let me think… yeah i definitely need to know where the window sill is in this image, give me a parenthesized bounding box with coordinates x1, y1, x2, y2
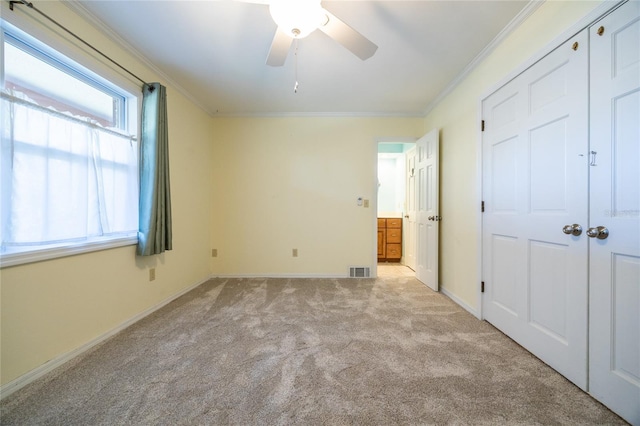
(0, 235, 138, 268)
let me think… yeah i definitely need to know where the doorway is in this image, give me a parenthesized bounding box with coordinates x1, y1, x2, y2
(377, 142, 415, 275)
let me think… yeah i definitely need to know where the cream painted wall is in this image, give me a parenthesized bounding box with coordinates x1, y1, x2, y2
(0, 2, 213, 386)
(424, 0, 606, 312)
(0, 0, 612, 393)
(210, 117, 423, 276)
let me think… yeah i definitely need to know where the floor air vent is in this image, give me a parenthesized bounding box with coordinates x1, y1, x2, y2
(349, 267, 371, 278)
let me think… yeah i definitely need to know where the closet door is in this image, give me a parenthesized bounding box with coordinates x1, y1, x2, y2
(588, 2, 640, 423)
(482, 31, 589, 389)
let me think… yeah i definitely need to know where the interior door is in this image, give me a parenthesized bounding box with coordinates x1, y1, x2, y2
(482, 31, 589, 389)
(415, 129, 439, 291)
(405, 146, 417, 271)
(588, 2, 640, 423)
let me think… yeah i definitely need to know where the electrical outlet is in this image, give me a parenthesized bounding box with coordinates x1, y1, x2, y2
(211, 249, 218, 257)
(149, 268, 156, 281)
(292, 248, 298, 257)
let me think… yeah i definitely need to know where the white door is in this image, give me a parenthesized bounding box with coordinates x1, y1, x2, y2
(405, 146, 417, 271)
(482, 31, 589, 389)
(588, 2, 640, 423)
(415, 129, 439, 291)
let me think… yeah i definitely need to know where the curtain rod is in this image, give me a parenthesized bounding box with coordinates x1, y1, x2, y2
(9, 0, 151, 90)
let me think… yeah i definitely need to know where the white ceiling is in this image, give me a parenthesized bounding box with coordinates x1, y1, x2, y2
(72, 0, 531, 116)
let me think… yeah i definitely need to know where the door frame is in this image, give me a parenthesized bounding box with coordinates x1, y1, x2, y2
(477, 0, 625, 320)
(372, 137, 417, 278)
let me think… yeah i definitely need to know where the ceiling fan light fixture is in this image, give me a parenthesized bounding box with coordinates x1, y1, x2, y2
(269, 0, 325, 38)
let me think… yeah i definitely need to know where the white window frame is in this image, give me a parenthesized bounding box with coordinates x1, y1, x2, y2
(0, 20, 142, 268)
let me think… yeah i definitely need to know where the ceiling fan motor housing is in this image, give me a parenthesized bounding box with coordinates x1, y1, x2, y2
(269, 0, 326, 38)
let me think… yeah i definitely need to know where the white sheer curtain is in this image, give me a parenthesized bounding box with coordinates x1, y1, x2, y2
(1, 96, 138, 249)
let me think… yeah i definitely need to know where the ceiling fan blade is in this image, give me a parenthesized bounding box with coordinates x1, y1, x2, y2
(266, 28, 293, 67)
(318, 9, 378, 61)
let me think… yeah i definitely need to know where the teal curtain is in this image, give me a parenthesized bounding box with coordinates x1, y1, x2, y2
(137, 83, 172, 256)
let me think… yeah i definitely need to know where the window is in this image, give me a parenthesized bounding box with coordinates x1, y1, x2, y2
(0, 24, 139, 267)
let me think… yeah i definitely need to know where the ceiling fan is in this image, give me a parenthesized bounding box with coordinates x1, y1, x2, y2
(240, 0, 378, 66)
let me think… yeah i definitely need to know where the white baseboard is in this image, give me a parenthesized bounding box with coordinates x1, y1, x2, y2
(0, 275, 210, 400)
(211, 273, 346, 279)
(441, 286, 480, 319)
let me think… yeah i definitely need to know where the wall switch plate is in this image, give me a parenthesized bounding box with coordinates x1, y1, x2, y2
(363, 199, 369, 208)
(149, 268, 156, 281)
(211, 249, 218, 257)
(292, 248, 298, 257)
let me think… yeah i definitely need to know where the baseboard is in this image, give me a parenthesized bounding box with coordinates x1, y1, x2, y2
(441, 286, 480, 319)
(211, 273, 346, 279)
(0, 275, 210, 400)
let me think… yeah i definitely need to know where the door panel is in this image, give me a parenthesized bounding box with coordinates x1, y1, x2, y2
(588, 2, 640, 423)
(613, 90, 639, 211)
(528, 240, 569, 343)
(491, 137, 518, 212)
(611, 254, 640, 383)
(530, 118, 569, 212)
(482, 30, 589, 389)
(491, 235, 518, 316)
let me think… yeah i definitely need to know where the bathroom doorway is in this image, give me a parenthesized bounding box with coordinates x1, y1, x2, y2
(377, 141, 416, 274)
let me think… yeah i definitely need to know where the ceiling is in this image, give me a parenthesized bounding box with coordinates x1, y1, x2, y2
(72, 0, 531, 116)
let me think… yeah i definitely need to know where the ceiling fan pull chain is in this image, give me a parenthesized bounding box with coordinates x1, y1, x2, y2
(294, 39, 299, 93)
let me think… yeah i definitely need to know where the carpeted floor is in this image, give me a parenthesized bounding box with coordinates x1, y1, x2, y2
(1, 271, 627, 425)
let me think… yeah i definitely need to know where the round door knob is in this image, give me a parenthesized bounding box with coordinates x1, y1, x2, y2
(587, 226, 609, 240)
(563, 224, 582, 236)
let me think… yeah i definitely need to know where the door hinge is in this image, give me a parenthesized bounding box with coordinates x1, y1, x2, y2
(481, 201, 485, 212)
(481, 281, 485, 293)
(481, 120, 485, 131)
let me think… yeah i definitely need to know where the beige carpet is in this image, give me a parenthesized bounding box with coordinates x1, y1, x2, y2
(1, 272, 626, 425)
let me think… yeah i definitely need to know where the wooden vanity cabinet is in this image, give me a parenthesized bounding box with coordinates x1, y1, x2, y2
(377, 218, 402, 262)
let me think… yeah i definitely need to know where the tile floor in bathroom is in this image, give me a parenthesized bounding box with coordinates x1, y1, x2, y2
(377, 263, 415, 278)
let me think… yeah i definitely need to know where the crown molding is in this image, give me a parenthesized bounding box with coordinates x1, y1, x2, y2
(212, 110, 425, 118)
(62, 0, 546, 120)
(62, 0, 213, 116)
(422, 0, 545, 116)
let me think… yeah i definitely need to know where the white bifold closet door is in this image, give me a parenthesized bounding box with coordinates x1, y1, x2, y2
(588, 1, 640, 423)
(482, 30, 589, 390)
(482, 2, 639, 423)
